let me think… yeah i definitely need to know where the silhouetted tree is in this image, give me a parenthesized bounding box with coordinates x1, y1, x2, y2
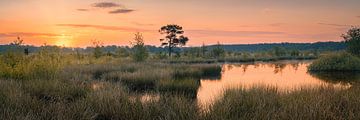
(9, 37, 28, 55)
(159, 24, 189, 57)
(342, 27, 360, 56)
(131, 32, 148, 62)
(10, 37, 24, 46)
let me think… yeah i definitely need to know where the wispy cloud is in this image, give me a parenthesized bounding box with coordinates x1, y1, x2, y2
(188, 29, 285, 37)
(318, 22, 349, 27)
(109, 8, 135, 14)
(92, 2, 121, 8)
(87, 2, 136, 14)
(269, 23, 286, 27)
(131, 22, 155, 26)
(357, 16, 360, 18)
(56, 24, 152, 32)
(77, 9, 89, 11)
(0, 32, 62, 38)
(285, 33, 337, 40)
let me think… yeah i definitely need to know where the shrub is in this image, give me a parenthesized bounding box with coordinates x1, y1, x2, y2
(308, 52, 360, 71)
(342, 27, 360, 56)
(131, 32, 149, 62)
(211, 42, 225, 58)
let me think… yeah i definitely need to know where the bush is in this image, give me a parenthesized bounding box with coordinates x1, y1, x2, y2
(131, 32, 149, 62)
(308, 53, 360, 71)
(342, 27, 360, 56)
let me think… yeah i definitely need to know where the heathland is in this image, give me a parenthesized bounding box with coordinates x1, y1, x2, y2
(0, 27, 359, 120)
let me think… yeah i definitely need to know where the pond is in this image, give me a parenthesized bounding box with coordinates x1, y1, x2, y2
(197, 60, 355, 107)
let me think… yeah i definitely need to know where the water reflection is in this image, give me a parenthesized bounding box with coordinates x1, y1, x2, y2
(197, 60, 353, 107)
(309, 71, 360, 84)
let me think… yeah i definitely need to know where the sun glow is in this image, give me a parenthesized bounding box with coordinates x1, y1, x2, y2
(55, 34, 72, 47)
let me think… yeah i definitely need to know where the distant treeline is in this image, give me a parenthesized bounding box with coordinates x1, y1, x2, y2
(0, 41, 346, 54)
(205, 41, 346, 52)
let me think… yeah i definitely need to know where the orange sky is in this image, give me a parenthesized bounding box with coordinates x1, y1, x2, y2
(0, 0, 359, 47)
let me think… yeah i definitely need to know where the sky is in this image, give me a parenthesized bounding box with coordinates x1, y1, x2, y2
(0, 0, 359, 47)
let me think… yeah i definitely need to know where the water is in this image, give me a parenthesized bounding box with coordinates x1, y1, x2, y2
(197, 60, 354, 107)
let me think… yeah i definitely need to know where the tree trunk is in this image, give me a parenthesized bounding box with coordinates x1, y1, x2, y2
(168, 46, 172, 57)
(168, 40, 172, 57)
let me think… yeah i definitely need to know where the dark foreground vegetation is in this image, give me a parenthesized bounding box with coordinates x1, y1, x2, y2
(0, 46, 359, 119)
(0, 26, 359, 120)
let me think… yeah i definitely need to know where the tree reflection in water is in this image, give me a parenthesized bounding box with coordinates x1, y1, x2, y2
(198, 60, 355, 107)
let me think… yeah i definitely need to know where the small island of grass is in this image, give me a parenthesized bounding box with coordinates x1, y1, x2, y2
(308, 52, 360, 71)
(309, 27, 360, 71)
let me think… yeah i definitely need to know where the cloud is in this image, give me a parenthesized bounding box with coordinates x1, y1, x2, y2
(357, 16, 360, 18)
(188, 29, 285, 37)
(0, 32, 62, 38)
(92, 2, 121, 8)
(109, 8, 135, 14)
(56, 24, 152, 32)
(262, 8, 276, 15)
(318, 23, 349, 27)
(285, 33, 337, 40)
(131, 22, 155, 26)
(269, 23, 286, 27)
(77, 9, 89, 11)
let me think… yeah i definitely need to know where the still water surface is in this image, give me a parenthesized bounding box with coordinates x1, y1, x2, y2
(197, 60, 353, 107)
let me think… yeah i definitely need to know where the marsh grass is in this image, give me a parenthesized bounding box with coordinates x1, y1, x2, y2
(1, 51, 360, 120)
(194, 64, 222, 78)
(158, 79, 200, 98)
(1, 76, 360, 119)
(22, 79, 90, 103)
(172, 66, 203, 79)
(0, 50, 64, 80)
(204, 86, 360, 120)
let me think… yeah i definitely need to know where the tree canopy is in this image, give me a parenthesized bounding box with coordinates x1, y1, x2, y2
(159, 24, 189, 56)
(342, 27, 360, 56)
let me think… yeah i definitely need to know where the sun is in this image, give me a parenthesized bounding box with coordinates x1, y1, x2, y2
(55, 34, 72, 47)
